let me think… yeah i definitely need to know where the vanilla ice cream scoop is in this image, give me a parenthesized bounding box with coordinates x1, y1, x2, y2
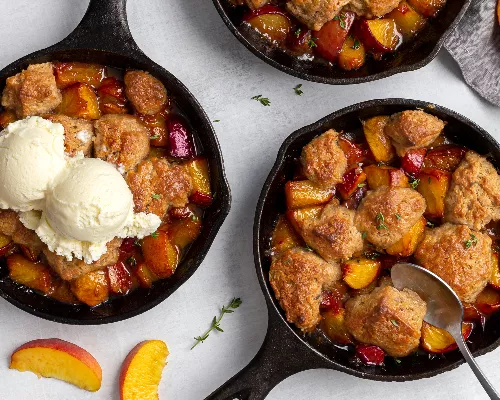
(0, 117, 67, 211)
(45, 158, 134, 242)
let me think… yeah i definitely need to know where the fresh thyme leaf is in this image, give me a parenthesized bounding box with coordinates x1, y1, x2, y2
(391, 319, 399, 327)
(150, 135, 160, 140)
(464, 233, 478, 249)
(304, 245, 313, 252)
(357, 183, 366, 188)
(294, 84, 303, 96)
(361, 231, 367, 240)
(426, 221, 434, 228)
(251, 95, 271, 107)
(377, 161, 384, 167)
(191, 214, 198, 221)
(395, 358, 402, 364)
(151, 231, 159, 239)
(213, 119, 220, 123)
(428, 177, 431, 184)
(376, 212, 388, 230)
(295, 28, 302, 37)
(127, 256, 137, 267)
(308, 37, 318, 48)
(364, 252, 380, 260)
(395, 213, 401, 220)
(409, 178, 420, 189)
(151, 194, 162, 200)
(191, 297, 243, 350)
(134, 239, 142, 247)
(334, 13, 347, 29)
(351, 39, 361, 50)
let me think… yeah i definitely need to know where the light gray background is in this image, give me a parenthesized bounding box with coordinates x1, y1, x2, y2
(0, 1, 499, 399)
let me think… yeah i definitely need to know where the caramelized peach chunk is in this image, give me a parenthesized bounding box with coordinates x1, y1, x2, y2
(57, 83, 101, 120)
(7, 254, 52, 294)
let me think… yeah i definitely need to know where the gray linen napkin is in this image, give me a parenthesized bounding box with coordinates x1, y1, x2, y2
(445, 0, 500, 107)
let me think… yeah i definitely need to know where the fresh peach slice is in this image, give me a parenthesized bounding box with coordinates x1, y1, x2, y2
(10, 339, 102, 392)
(120, 340, 169, 400)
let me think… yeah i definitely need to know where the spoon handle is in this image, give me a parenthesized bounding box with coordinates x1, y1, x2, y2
(455, 334, 500, 400)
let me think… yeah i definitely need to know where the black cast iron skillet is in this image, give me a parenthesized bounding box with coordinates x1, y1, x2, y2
(212, 0, 472, 84)
(206, 99, 500, 400)
(0, 0, 231, 324)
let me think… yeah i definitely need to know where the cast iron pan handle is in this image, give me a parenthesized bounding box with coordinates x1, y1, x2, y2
(205, 308, 332, 400)
(53, 0, 144, 55)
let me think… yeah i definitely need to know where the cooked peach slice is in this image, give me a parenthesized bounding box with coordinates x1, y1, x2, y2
(0, 233, 14, 256)
(54, 62, 105, 89)
(338, 36, 366, 71)
(362, 116, 394, 163)
(10, 339, 102, 392)
(70, 270, 109, 307)
(120, 340, 169, 400)
(475, 287, 500, 315)
(49, 281, 79, 304)
(386, 216, 426, 257)
(98, 77, 128, 115)
(135, 262, 159, 289)
(244, 5, 291, 43)
(401, 148, 427, 177)
(57, 83, 101, 119)
(364, 164, 409, 188)
(168, 216, 202, 249)
(387, 1, 427, 39)
(320, 307, 353, 344)
(338, 136, 373, 166)
(271, 215, 303, 256)
(407, 0, 446, 17)
(337, 167, 367, 200)
(7, 254, 52, 294)
(423, 145, 466, 172)
(286, 205, 324, 233)
(107, 261, 133, 295)
(142, 231, 179, 278)
(185, 157, 213, 208)
(0, 109, 16, 128)
(490, 251, 500, 290)
(315, 12, 356, 62)
(342, 258, 381, 289)
(417, 168, 451, 218)
(463, 303, 486, 328)
(343, 185, 368, 210)
(357, 19, 402, 53)
(356, 344, 385, 365)
(421, 321, 473, 353)
(285, 180, 334, 209)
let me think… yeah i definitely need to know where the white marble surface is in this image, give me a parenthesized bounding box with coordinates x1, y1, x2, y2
(0, 1, 499, 399)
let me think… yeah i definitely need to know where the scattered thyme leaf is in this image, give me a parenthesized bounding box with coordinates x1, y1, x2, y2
(295, 28, 302, 37)
(191, 214, 198, 222)
(357, 183, 366, 188)
(351, 38, 361, 50)
(361, 231, 367, 240)
(395, 358, 402, 364)
(294, 84, 303, 96)
(151, 231, 159, 239)
(395, 213, 402, 220)
(377, 161, 384, 167)
(428, 177, 431, 184)
(251, 95, 271, 107)
(364, 252, 380, 260)
(391, 319, 399, 327)
(151, 194, 162, 200)
(134, 239, 142, 247)
(410, 178, 420, 189)
(464, 233, 478, 249)
(191, 297, 243, 350)
(213, 119, 220, 123)
(127, 256, 137, 267)
(426, 221, 434, 228)
(308, 37, 318, 48)
(376, 212, 388, 230)
(150, 135, 160, 140)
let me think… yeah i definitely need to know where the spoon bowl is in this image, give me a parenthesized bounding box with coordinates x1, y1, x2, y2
(392, 263, 500, 399)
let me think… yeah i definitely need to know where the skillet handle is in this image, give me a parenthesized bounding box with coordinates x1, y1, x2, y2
(55, 0, 143, 54)
(204, 310, 332, 400)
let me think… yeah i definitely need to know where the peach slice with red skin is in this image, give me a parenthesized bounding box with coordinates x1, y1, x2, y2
(357, 18, 402, 53)
(314, 11, 356, 62)
(120, 340, 169, 400)
(10, 339, 102, 392)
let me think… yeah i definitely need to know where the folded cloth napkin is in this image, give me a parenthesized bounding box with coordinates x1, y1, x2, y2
(445, 0, 500, 107)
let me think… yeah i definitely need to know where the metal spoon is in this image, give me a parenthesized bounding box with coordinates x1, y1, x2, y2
(391, 262, 500, 400)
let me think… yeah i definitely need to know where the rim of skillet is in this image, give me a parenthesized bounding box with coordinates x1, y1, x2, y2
(0, 27, 231, 326)
(212, 0, 473, 85)
(254, 98, 500, 381)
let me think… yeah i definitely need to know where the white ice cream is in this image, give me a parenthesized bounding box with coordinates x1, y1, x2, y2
(1, 117, 161, 264)
(0, 117, 67, 211)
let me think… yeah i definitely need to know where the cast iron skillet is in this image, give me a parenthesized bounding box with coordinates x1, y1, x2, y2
(212, 0, 472, 84)
(206, 99, 500, 400)
(0, 0, 231, 324)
